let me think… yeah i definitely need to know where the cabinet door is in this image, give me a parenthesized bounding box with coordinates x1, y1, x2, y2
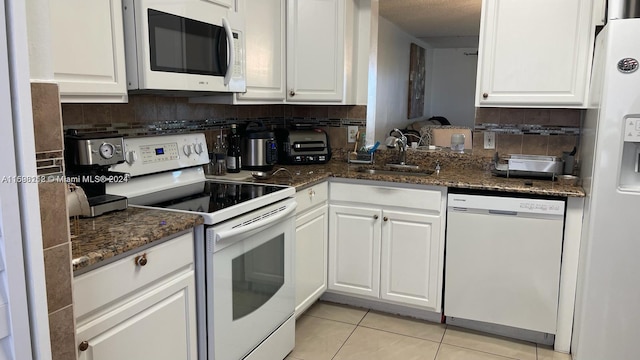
(380, 210, 442, 310)
(76, 271, 197, 360)
(328, 205, 381, 297)
(286, 0, 345, 102)
(295, 204, 328, 316)
(236, 0, 286, 102)
(204, 0, 235, 9)
(476, 0, 593, 107)
(49, 0, 127, 103)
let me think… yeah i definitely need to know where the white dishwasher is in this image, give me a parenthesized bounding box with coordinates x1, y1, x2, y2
(444, 193, 565, 336)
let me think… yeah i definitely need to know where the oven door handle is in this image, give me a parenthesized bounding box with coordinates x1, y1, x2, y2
(214, 201, 297, 243)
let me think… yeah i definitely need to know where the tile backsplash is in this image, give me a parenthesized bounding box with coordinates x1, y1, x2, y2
(31, 82, 76, 360)
(473, 107, 582, 159)
(62, 95, 367, 150)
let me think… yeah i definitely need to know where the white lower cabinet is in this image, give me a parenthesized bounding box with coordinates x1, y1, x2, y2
(74, 232, 197, 360)
(380, 210, 441, 309)
(295, 182, 329, 316)
(328, 205, 381, 297)
(328, 182, 446, 312)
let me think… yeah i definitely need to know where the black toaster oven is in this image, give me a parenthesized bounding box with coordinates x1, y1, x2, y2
(275, 128, 331, 164)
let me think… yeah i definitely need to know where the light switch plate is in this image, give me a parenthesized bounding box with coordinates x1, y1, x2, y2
(484, 131, 496, 149)
(348, 126, 358, 143)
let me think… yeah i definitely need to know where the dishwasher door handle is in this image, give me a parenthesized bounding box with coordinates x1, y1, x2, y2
(488, 210, 518, 216)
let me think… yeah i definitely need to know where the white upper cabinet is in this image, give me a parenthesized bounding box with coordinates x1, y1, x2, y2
(236, 0, 287, 102)
(50, 0, 128, 103)
(475, 0, 594, 107)
(196, 0, 369, 105)
(286, 0, 346, 102)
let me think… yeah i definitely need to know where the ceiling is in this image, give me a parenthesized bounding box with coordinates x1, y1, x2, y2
(379, 0, 482, 38)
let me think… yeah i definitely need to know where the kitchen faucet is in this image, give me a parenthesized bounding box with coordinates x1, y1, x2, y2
(385, 128, 408, 165)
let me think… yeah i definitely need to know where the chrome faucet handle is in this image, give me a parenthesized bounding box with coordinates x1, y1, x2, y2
(391, 128, 407, 150)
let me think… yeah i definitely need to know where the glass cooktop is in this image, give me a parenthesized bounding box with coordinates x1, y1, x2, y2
(144, 180, 288, 213)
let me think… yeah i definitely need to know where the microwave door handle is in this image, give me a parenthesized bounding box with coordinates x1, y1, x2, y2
(214, 201, 297, 243)
(222, 17, 234, 86)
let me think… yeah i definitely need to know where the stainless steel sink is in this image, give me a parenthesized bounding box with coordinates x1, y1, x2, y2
(386, 163, 420, 170)
(356, 168, 434, 177)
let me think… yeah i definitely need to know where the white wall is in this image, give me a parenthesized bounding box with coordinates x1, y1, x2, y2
(371, 17, 431, 143)
(428, 48, 478, 128)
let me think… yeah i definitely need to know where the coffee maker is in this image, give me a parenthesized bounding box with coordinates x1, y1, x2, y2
(64, 130, 129, 217)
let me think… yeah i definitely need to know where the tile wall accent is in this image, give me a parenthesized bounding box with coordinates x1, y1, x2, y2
(31, 83, 77, 360)
(61, 95, 367, 150)
(473, 107, 582, 159)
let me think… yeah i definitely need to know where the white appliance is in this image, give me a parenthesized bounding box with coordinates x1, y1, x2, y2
(122, 0, 246, 93)
(106, 133, 296, 360)
(571, 14, 640, 360)
(445, 193, 565, 343)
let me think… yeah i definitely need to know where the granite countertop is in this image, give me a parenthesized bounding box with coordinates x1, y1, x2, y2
(252, 149, 586, 198)
(71, 207, 203, 273)
(71, 149, 583, 272)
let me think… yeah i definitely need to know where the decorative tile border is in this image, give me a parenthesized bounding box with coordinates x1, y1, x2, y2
(475, 123, 580, 135)
(36, 151, 64, 177)
(64, 114, 367, 137)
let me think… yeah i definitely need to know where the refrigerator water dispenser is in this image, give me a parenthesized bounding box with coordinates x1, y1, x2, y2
(619, 116, 640, 190)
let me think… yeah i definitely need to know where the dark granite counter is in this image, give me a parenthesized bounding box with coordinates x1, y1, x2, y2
(71, 207, 203, 273)
(72, 148, 583, 272)
(251, 149, 586, 197)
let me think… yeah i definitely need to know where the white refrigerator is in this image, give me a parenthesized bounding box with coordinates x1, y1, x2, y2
(572, 17, 640, 360)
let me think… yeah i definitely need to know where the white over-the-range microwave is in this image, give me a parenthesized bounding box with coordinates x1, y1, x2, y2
(122, 0, 246, 93)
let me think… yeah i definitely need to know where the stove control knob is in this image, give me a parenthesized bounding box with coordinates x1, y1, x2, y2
(194, 142, 204, 155)
(183, 144, 193, 156)
(126, 150, 138, 165)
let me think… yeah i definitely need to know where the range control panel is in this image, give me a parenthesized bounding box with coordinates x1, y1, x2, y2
(140, 143, 179, 164)
(624, 117, 640, 142)
(110, 133, 209, 177)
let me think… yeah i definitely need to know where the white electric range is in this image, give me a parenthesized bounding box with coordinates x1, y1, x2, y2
(106, 133, 296, 360)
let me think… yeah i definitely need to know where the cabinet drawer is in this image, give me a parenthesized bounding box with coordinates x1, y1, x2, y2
(296, 182, 328, 214)
(74, 231, 194, 320)
(330, 183, 442, 212)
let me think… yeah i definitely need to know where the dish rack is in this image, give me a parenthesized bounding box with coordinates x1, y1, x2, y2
(348, 151, 375, 164)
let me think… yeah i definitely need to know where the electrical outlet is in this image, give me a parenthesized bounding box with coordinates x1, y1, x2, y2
(347, 126, 358, 143)
(484, 131, 496, 149)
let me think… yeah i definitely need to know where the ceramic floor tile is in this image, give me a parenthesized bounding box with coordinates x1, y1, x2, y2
(333, 326, 440, 360)
(284, 355, 303, 360)
(289, 315, 356, 360)
(442, 327, 536, 360)
(303, 301, 368, 325)
(359, 311, 446, 342)
(436, 344, 516, 360)
(536, 346, 572, 360)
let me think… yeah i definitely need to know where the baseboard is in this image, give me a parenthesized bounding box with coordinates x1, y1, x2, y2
(320, 292, 443, 323)
(446, 316, 555, 346)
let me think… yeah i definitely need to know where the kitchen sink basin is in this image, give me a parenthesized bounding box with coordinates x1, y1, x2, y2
(386, 163, 420, 170)
(356, 168, 434, 177)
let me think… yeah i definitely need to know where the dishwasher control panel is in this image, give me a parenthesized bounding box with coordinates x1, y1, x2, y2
(448, 194, 565, 216)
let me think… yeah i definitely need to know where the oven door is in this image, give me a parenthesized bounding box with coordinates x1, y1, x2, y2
(206, 199, 296, 360)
